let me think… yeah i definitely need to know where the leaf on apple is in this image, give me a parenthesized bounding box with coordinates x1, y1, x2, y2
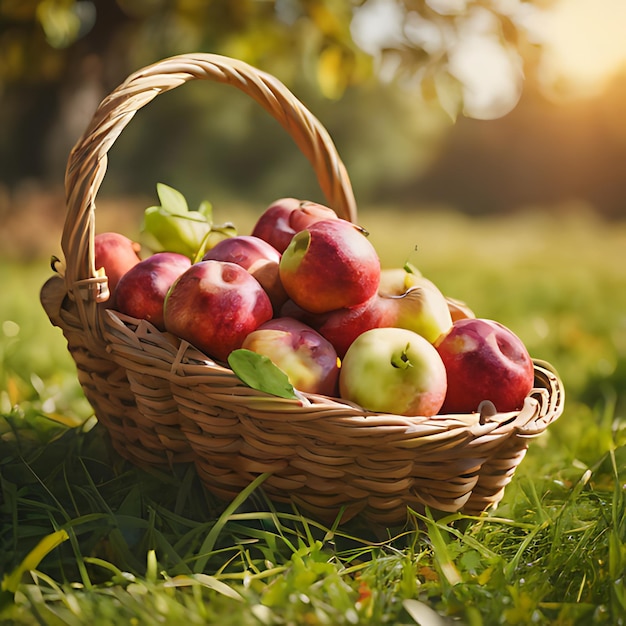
(228, 349, 301, 401)
(140, 183, 236, 260)
(403, 261, 422, 276)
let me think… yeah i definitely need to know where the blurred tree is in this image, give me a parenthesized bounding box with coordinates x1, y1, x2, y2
(1, 1, 547, 103)
(0, 0, 551, 197)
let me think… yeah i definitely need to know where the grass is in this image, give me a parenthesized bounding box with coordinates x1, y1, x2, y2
(1, 205, 625, 625)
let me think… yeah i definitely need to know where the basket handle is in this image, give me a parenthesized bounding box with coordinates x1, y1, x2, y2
(62, 53, 357, 305)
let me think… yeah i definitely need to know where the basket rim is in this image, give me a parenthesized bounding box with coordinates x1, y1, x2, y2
(103, 308, 564, 435)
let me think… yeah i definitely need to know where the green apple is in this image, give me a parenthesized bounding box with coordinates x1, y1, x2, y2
(339, 327, 447, 416)
(378, 265, 423, 295)
(378, 269, 452, 343)
(386, 284, 453, 344)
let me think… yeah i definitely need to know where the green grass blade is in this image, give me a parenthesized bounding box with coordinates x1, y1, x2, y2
(1, 529, 69, 594)
(193, 473, 270, 573)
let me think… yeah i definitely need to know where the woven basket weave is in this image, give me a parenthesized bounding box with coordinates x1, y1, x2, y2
(41, 53, 564, 526)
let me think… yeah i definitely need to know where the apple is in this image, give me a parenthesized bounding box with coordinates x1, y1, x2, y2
(279, 296, 393, 358)
(94, 232, 142, 301)
(278, 298, 320, 325)
(377, 267, 453, 344)
(378, 266, 423, 295)
(114, 251, 191, 330)
(279, 219, 381, 314)
(241, 317, 339, 396)
(277, 298, 376, 358)
(446, 296, 476, 322)
(201, 235, 288, 312)
(163, 260, 273, 361)
(251, 198, 339, 253)
(318, 283, 453, 356)
(313, 294, 396, 358)
(379, 266, 472, 327)
(339, 327, 447, 417)
(385, 285, 453, 344)
(281, 285, 446, 359)
(435, 318, 534, 414)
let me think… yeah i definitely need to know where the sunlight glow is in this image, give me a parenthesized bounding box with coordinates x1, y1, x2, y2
(351, 0, 626, 117)
(446, 7, 523, 119)
(538, 0, 626, 97)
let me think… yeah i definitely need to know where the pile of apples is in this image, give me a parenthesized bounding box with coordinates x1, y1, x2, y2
(95, 195, 535, 417)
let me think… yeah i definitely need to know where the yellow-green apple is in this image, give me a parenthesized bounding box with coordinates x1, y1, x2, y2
(241, 317, 339, 396)
(378, 266, 423, 295)
(163, 260, 273, 361)
(384, 286, 453, 344)
(285, 266, 450, 355)
(435, 318, 534, 414)
(339, 327, 447, 416)
(279, 219, 381, 314)
(94, 232, 142, 301)
(378, 268, 453, 344)
(201, 235, 287, 312)
(379, 266, 474, 324)
(114, 251, 191, 330)
(251, 198, 339, 253)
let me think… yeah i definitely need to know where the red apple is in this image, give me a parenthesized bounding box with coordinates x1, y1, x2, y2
(251, 198, 339, 253)
(313, 294, 396, 358)
(201, 235, 287, 312)
(242, 317, 339, 396)
(280, 294, 398, 358)
(339, 327, 447, 417)
(163, 260, 273, 361)
(94, 232, 142, 301)
(435, 318, 534, 414)
(278, 298, 320, 326)
(279, 219, 381, 314)
(294, 274, 453, 357)
(114, 252, 191, 330)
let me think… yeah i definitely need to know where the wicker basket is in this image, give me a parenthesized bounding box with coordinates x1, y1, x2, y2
(40, 53, 564, 526)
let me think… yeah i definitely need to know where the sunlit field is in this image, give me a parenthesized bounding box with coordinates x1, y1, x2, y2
(1, 204, 625, 625)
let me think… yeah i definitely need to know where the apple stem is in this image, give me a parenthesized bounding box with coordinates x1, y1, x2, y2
(391, 344, 413, 370)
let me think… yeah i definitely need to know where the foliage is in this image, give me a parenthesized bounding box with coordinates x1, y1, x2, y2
(1, 207, 625, 624)
(1, 0, 545, 97)
(140, 183, 237, 261)
(0, 0, 556, 189)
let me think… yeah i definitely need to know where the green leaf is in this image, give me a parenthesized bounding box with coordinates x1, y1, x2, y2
(228, 349, 299, 400)
(142, 207, 212, 258)
(403, 599, 448, 626)
(141, 184, 236, 259)
(197, 200, 213, 220)
(156, 182, 189, 215)
(192, 221, 238, 263)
